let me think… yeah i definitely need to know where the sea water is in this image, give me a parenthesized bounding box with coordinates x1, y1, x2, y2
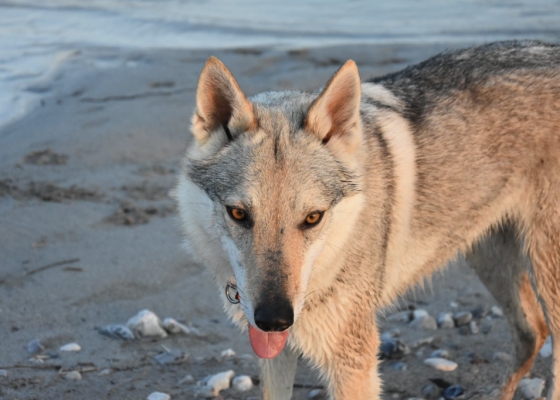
(0, 0, 559, 129)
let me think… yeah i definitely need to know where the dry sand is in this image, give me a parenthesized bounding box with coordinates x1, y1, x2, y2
(0, 43, 553, 399)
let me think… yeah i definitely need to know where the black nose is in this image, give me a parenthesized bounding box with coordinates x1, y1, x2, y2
(254, 301, 294, 332)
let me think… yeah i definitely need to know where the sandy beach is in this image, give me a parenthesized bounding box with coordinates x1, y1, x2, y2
(1, 1, 559, 399)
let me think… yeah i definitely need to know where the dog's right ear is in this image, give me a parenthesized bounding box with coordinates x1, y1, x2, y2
(192, 57, 257, 144)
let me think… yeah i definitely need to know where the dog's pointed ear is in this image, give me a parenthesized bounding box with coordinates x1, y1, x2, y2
(305, 60, 362, 154)
(192, 57, 257, 144)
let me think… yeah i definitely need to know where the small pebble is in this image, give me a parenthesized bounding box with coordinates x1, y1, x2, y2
(519, 378, 545, 400)
(423, 357, 458, 371)
(422, 384, 439, 399)
(379, 338, 410, 359)
(147, 392, 171, 400)
(27, 339, 44, 355)
(453, 311, 472, 327)
(430, 349, 450, 359)
(469, 320, 479, 334)
(154, 349, 188, 365)
(413, 309, 429, 319)
(204, 370, 235, 396)
(162, 317, 191, 334)
(392, 361, 407, 371)
(450, 301, 459, 308)
(232, 375, 253, 391)
(539, 336, 552, 358)
(443, 385, 464, 399)
(437, 313, 455, 329)
(221, 348, 236, 358)
(410, 336, 435, 349)
(481, 320, 493, 334)
(387, 310, 411, 322)
(307, 389, 326, 399)
(493, 351, 513, 362)
(98, 368, 112, 376)
(0, 370, 8, 377)
(98, 324, 135, 340)
(127, 309, 168, 338)
(381, 328, 401, 340)
(490, 305, 504, 318)
(471, 305, 489, 319)
(178, 375, 195, 385)
(410, 315, 438, 330)
(60, 342, 81, 352)
(65, 371, 82, 380)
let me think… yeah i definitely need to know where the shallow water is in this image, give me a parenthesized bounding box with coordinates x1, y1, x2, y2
(1, 0, 559, 129)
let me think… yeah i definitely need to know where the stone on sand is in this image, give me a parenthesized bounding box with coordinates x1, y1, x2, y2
(147, 392, 171, 400)
(539, 336, 552, 358)
(60, 342, 81, 352)
(64, 371, 82, 380)
(518, 378, 545, 399)
(199, 370, 235, 397)
(437, 312, 455, 329)
(423, 357, 458, 371)
(126, 309, 167, 338)
(232, 375, 253, 391)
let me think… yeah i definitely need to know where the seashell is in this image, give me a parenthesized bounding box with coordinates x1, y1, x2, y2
(60, 342, 81, 352)
(98, 324, 135, 340)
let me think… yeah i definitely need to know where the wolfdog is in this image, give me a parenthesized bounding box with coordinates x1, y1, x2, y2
(176, 41, 560, 399)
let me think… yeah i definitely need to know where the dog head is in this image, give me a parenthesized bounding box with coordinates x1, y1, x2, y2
(177, 57, 365, 332)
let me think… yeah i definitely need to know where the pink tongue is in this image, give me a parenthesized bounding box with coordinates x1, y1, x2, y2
(248, 325, 289, 359)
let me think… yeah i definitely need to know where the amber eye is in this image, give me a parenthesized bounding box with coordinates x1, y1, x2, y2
(303, 211, 324, 228)
(230, 208, 245, 221)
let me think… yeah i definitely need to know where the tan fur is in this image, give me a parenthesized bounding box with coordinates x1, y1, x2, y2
(501, 272, 549, 399)
(178, 44, 560, 400)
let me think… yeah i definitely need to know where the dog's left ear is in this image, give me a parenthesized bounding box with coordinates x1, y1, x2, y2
(305, 60, 362, 154)
(192, 57, 257, 145)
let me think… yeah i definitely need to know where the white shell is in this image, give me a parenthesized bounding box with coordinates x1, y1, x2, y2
(423, 357, 458, 372)
(60, 342, 81, 352)
(126, 309, 167, 338)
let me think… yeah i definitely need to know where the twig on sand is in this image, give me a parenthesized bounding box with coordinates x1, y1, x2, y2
(0, 364, 62, 370)
(25, 258, 80, 276)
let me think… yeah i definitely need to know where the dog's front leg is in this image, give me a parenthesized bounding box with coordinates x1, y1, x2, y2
(260, 345, 299, 400)
(324, 320, 382, 400)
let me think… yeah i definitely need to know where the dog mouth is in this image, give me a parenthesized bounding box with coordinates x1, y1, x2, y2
(226, 282, 290, 359)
